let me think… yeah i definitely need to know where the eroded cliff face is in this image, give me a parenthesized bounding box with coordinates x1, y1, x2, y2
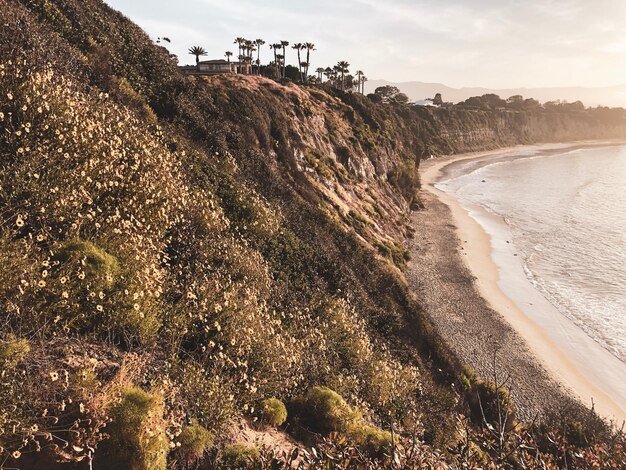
(435, 109, 626, 151)
(191, 74, 626, 263)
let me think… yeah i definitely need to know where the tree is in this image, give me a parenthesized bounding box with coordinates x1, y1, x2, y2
(374, 85, 401, 103)
(361, 76, 368, 95)
(280, 40, 289, 78)
(373, 86, 409, 104)
(394, 92, 409, 104)
(323, 67, 334, 84)
(460, 94, 506, 109)
(355, 70, 364, 94)
(523, 98, 541, 109)
(188, 46, 207, 66)
(304, 42, 315, 78)
(292, 43, 304, 81)
(315, 67, 325, 82)
(336, 60, 350, 90)
(244, 40, 255, 74)
(254, 39, 265, 74)
(270, 42, 282, 78)
(225, 51, 233, 63)
(433, 93, 443, 106)
(234, 37, 245, 61)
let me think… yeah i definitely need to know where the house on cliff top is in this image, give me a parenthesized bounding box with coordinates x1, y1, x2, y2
(179, 59, 252, 76)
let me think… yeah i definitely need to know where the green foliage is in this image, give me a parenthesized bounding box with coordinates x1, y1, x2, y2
(221, 444, 260, 468)
(295, 386, 361, 434)
(96, 387, 169, 470)
(0, 336, 30, 369)
(348, 423, 393, 457)
(178, 420, 214, 463)
(374, 240, 411, 270)
(260, 398, 287, 426)
(347, 210, 369, 232)
(465, 375, 515, 427)
(55, 239, 120, 286)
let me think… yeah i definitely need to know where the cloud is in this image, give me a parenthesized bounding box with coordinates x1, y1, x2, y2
(105, 0, 626, 88)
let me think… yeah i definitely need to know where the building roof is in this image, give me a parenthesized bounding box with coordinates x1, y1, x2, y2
(198, 59, 230, 65)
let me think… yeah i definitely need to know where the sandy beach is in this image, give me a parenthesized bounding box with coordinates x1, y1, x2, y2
(407, 142, 626, 424)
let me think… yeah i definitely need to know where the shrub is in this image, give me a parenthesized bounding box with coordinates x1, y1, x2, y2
(348, 423, 393, 457)
(221, 444, 260, 468)
(178, 420, 214, 464)
(467, 378, 515, 427)
(374, 241, 411, 270)
(95, 387, 169, 470)
(0, 336, 30, 369)
(54, 239, 120, 286)
(296, 386, 361, 434)
(260, 397, 287, 426)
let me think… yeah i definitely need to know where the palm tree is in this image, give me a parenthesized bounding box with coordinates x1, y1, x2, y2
(254, 39, 265, 74)
(271, 43, 281, 77)
(316, 67, 325, 82)
(300, 62, 308, 82)
(292, 43, 304, 81)
(361, 75, 368, 94)
(225, 51, 233, 63)
(355, 70, 364, 94)
(304, 42, 316, 78)
(324, 67, 334, 84)
(188, 46, 207, 66)
(243, 40, 255, 74)
(336, 61, 350, 90)
(276, 53, 285, 77)
(234, 37, 245, 59)
(280, 40, 289, 78)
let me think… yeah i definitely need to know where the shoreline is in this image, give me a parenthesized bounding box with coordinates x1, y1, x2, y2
(415, 141, 626, 424)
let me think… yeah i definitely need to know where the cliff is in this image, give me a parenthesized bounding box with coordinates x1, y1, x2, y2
(0, 0, 624, 468)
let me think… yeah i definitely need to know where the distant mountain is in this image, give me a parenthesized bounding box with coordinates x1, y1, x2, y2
(365, 80, 626, 108)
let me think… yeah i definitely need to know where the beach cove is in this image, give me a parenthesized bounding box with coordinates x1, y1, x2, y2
(408, 142, 626, 424)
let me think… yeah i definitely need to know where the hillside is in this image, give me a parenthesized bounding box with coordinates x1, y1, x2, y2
(0, 0, 625, 468)
(366, 79, 626, 108)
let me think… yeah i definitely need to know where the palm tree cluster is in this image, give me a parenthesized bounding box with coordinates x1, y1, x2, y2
(232, 37, 266, 74)
(321, 62, 367, 93)
(188, 39, 367, 93)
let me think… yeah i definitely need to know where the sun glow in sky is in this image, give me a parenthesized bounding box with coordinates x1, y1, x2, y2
(105, 0, 626, 89)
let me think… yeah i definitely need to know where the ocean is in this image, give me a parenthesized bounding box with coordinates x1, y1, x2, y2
(437, 144, 626, 366)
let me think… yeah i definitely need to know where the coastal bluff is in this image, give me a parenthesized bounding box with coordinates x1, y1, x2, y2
(1, 0, 625, 467)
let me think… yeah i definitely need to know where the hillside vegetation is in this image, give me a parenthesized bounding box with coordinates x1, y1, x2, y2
(0, 0, 625, 468)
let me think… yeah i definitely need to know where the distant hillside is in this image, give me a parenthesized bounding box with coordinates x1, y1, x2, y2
(366, 79, 626, 108)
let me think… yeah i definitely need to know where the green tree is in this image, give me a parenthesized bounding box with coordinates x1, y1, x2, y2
(374, 85, 400, 103)
(336, 60, 350, 90)
(280, 40, 289, 78)
(304, 42, 316, 78)
(355, 70, 364, 94)
(270, 43, 281, 77)
(224, 51, 233, 63)
(292, 43, 304, 81)
(234, 37, 245, 61)
(254, 39, 265, 74)
(188, 46, 207, 66)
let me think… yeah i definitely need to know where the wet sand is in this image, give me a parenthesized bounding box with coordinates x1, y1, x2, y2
(407, 142, 626, 424)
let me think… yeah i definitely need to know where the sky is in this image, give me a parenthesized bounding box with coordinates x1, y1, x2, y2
(104, 0, 626, 89)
